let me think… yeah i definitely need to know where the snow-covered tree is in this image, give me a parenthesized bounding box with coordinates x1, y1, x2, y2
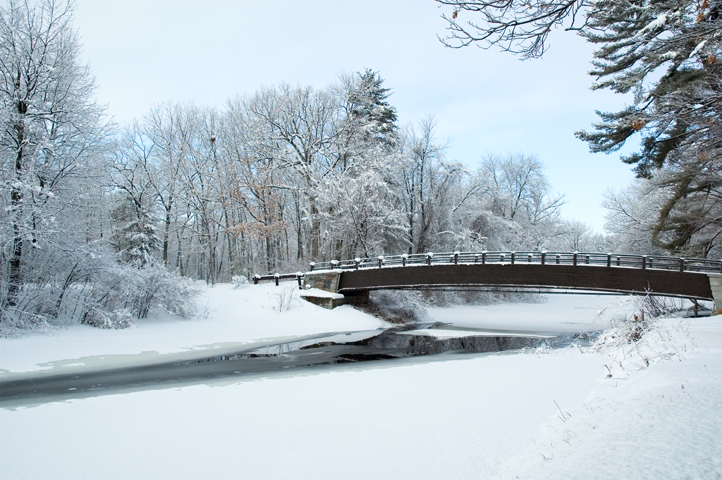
(111, 195, 161, 268)
(551, 219, 605, 253)
(399, 118, 463, 254)
(474, 153, 564, 250)
(0, 0, 109, 309)
(337, 69, 398, 153)
(436, 0, 589, 58)
(603, 180, 668, 254)
(318, 70, 404, 258)
(240, 84, 338, 261)
(110, 126, 161, 268)
(576, 0, 722, 256)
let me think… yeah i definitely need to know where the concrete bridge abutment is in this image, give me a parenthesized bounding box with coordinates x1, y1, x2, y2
(300, 271, 368, 309)
(708, 275, 722, 314)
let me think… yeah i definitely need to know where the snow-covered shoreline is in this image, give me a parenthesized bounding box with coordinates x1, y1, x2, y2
(0, 283, 387, 376)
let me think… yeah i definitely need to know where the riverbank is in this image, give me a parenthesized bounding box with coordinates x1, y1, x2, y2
(0, 283, 387, 375)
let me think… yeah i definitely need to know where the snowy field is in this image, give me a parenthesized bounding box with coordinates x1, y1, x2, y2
(1, 283, 721, 479)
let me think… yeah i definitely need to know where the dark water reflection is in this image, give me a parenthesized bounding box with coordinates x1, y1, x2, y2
(0, 323, 599, 408)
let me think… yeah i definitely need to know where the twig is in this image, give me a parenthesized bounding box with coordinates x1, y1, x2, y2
(554, 399, 568, 422)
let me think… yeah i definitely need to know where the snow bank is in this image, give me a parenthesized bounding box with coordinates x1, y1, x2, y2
(0, 283, 386, 375)
(496, 316, 722, 479)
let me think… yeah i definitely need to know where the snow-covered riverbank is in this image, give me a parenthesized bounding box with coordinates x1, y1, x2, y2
(1, 283, 720, 479)
(0, 283, 387, 375)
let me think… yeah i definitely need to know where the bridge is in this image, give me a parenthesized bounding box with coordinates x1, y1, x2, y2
(254, 251, 722, 312)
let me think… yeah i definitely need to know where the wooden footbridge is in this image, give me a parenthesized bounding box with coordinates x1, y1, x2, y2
(254, 251, 722, 312)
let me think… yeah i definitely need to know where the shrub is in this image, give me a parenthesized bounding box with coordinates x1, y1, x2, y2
(81, 306, 134, 329)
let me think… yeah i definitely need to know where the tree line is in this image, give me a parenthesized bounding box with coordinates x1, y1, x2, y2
(112, 79, 588, 281)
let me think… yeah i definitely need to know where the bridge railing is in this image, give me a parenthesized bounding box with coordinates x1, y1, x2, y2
(303, 251, 722, 274)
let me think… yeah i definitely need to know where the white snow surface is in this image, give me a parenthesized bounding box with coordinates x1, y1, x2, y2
(299, 287, 345, 299)
(1, 285, 721, 479)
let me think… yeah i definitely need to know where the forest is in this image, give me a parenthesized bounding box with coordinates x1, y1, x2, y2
(1, 0, 719, 328)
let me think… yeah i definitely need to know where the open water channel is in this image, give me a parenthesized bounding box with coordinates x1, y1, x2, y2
(0, 320, 599, 408)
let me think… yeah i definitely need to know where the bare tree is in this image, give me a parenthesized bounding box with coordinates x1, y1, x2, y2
(474, 153, 565, 250)
(0, 0, 108, 308)
(436, 0, 589, 58)
(241, 84, 339, 261)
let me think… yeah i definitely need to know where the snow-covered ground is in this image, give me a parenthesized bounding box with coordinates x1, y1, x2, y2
(1, 283, 721, 479)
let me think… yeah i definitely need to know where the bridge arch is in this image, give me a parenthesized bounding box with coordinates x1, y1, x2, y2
(289, 252, 722, 310)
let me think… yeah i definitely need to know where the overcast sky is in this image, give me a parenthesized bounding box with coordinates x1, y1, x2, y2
(73, 0, 638, 233)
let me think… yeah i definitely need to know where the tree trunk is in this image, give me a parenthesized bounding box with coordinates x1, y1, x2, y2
(162, 200, 172, 266)
(7, 107, 26, 308)
(310, 200, 320, 260)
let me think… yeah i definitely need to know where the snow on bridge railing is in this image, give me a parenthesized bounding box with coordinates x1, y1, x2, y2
(301, 251, 722, 275)
(253, 272, 305, 286)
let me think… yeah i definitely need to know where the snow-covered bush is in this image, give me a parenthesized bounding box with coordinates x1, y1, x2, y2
(232, 275, 249, 288)
(610, 296, 683, 344)
(363, 290, 429, 324)
(81, 306, 134, 329)
(90, 265, 199, 319)
(0, 308, 54, 337)
(131, 267, 199, 318)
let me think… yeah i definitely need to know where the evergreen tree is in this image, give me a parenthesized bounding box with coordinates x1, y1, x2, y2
(576, 0, 722, 256)
(345, 69, 398, 147)
(110, 126, 163, 268)
(111, 194, 161, 268)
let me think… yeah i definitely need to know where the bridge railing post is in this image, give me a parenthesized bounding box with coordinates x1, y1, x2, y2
(378, 256, 384, 268)
(330, 260, 339, 270)
(354, 257, 361, 270)
(541, 252, 546, 265)
(616, 256, 621, 267)
(310, 262, 315, 272)
(585, 255, 590, 265)
(500, 253, 506, 264)
(510, 252, 515, 265)
(296, 272, 304, 287)
(649, 257, 653, 269)
(573, 252, 578, 266)
(680, 258, 685, 272)
(555, 254, 560, 265)
(274, 273, 280, 286)
(253, 274, 260, 285)
(426, 253, 433, 265)
(402, 254, 408, 267)
(453, 252, 459, 264)
(642, 256, 647, 270)
(482, 251, 487, 264)
(527, 254, 532, 263)
(606, 254, 611, 267)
